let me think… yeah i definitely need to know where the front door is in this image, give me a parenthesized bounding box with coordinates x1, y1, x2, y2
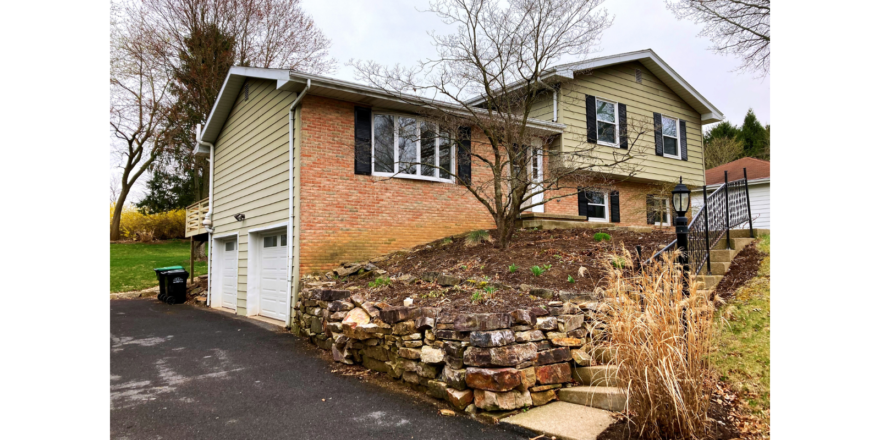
(220, 240, 237, 310)
(259, 233, 287, 321)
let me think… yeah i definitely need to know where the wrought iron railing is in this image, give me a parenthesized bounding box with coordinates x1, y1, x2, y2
(644, 168, 755, 276)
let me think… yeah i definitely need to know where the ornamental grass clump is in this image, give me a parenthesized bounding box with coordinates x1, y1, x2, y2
(598, 248, 715, 440)
(465, 229, 494, 246)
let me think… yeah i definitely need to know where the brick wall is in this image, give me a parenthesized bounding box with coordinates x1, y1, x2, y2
(298, 96, 496, 274)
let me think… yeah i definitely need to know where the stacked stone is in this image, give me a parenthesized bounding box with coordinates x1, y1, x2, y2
(294, 287, 611, 416)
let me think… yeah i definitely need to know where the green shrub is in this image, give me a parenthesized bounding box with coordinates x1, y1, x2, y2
(593, 232, 612, 242)
(471, 292, 483, 302)
(530, 266, 546, 277)
(483, 286, 497, 294)
(567, 275, 576, 284)
(368, 277, 391, 288)
(509, 264, 519, 273)
(441, 237, 453, 246)
(465, 229, 494, 246)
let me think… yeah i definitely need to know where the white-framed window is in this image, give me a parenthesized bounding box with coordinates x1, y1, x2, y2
(372, 113, 455, 183)
(262, 233, 287, 248)
(652, 197, 671, 226)
(661, 115, 680, 159)
(225, 241, 236, 252)
(583, 190, 609, 222)
(596, 99, 618, 147)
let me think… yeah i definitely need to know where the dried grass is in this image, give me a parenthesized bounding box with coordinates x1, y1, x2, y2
(599, 248, 715, 439)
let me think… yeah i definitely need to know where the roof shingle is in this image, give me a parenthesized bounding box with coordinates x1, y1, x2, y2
(705, 157, 769, 185)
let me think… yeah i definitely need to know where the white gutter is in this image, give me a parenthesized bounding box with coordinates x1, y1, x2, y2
(284, 79, 310, 328)
(195, 123, 216, 305)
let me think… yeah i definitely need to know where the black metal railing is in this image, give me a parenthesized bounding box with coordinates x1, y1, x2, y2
(644, 168, 755, 275)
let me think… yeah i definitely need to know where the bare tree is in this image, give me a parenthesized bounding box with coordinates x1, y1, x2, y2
(134, 0, 336, 73)
(110, 7, 175, 240)
(703, 135, 745, 169)
(665, 0, 770, 76)
(351, 0, 656, 249)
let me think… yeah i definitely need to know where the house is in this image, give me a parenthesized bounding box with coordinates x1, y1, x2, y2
(692, 157, 770, 229)
(186, 49, 723, 325)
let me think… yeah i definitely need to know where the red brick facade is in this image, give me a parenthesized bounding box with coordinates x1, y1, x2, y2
(298, 95, 677, 275)
(298, 96, 496, 274)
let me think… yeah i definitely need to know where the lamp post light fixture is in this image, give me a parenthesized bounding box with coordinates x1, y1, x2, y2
(671, 177, 692, 273)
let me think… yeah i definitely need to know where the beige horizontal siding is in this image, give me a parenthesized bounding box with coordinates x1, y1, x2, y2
(530, 61, 706, 185)
(212, 78, 296, 315)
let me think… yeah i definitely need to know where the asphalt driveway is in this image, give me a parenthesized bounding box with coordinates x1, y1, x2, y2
(110, 299, 523, 439)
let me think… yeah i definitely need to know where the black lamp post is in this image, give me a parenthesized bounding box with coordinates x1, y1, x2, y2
(671, 177, 692, 272)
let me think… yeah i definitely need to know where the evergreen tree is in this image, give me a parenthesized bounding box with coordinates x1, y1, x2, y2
(136, 169, 196, 213)
(737, 109, 768, 159)
(704, 120, 740, 146)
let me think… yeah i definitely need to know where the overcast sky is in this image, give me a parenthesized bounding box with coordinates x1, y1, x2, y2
(119, 0, 770, 204)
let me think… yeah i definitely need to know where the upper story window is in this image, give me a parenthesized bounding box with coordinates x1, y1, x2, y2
(661, 115, 680, 159)
(596, 99, 618, 146)
(373, 114, 454, 183)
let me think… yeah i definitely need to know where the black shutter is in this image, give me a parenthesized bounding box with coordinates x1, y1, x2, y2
(354, 106, 372, 175)
(653, 112, 663, 156)
(679, 119, 688, 161)
(610, 190, 620, 223)
(585, 95, 597, 144)
(457, 126, 472, 185)
(577, 188, 588, 217)
(618, 104, 628, 149)
(646, 195, 655, 225)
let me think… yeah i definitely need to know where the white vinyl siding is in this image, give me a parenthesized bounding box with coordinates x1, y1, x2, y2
(691, 182, 770, 230)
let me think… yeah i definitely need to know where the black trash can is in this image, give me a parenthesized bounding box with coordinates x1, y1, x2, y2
(163, 269, 189, 304)
(153, 266, 184, 302)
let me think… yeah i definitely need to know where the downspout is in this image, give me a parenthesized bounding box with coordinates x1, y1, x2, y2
(196, 124, 215, 305)
(285, 79, 310, 328)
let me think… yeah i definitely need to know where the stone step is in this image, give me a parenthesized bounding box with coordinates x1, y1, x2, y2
(710, 249, 737, 263)
(500, 401, 615, 440)
(572, 365, 620, 387)
(557, 386, 627, 412)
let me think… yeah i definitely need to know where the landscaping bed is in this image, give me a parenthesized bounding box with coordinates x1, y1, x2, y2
(326, 227, 674, 314)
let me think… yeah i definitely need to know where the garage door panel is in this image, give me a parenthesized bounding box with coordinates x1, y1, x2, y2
(259, 233, 288, 321)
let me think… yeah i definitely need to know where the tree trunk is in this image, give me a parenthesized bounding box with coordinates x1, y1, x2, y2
(110, 185, 131, 241)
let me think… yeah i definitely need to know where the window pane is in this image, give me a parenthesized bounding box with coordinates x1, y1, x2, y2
(663, 136, 678, 156)
(662, 116, 677, 137)
(531, 149, 540, 180)
(420, 122, 436, 177)
(438, 130, 451, 179)
(596, 100, 615, 123)
(598, 121, 616, 144)
(280, 234, 287, 246)
(263, 236, 276, 248)
(373, 114, 395, 173)
(587, 205, 605, 219)
(225, 241, 235, 251)
(398, 117, 417, 174)
(586, 191, 604, 204)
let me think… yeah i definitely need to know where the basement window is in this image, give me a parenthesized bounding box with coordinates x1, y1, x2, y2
(373, 113, 455, 183)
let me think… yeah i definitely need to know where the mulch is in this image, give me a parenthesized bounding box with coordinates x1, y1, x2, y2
(333, 227, 674, 314)
(712, 242, 766, 302)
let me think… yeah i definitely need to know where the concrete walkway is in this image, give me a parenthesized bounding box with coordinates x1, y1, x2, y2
(111, 299, 524, 440)
(501, 401, 616, 440)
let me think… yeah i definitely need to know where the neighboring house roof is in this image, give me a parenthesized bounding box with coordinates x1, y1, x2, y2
(199, 67, 566, 144)
(464, 49, 724, 124)
(705, 157, 770, 186)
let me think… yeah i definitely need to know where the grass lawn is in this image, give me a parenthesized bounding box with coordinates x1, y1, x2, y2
(711, 234, 770, 422)
(110, 240, 207, 293)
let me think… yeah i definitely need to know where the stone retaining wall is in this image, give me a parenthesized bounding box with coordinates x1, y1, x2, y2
(294, 288, 604, 414)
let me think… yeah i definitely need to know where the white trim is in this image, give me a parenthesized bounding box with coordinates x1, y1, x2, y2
(660, 114, 682, 160)
(595, 97, 620, 148)
(246, 223, 289, 319)
(371, 112, 456, 183)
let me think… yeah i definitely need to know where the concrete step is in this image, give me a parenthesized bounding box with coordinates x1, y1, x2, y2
(558, 386, 627, 412)
(709, 261, 731, 276)
(695, 275, 723, 290)
(710, 249, 737, 263)
(500, 401, 615, 440)
(713, 237, 754, 251)
(572, 365, 621, 387)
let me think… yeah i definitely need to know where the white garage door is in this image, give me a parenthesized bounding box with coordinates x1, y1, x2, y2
(221, 240, 237, 310)
(259, 233, 288, 321)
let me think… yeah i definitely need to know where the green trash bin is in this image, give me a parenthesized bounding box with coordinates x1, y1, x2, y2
(153, 266, 184, 302)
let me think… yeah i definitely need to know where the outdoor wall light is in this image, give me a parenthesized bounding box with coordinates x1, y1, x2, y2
(234, 213, 246, 222)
